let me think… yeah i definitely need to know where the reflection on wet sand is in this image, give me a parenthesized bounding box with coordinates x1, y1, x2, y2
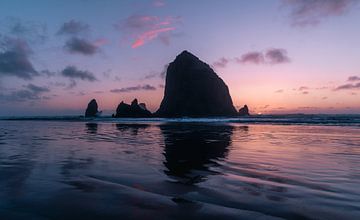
(116, 123, 150, 136)
(85, 123, 98, 134)
(1, 121, 359, 220)
(160, 123, 237, 184)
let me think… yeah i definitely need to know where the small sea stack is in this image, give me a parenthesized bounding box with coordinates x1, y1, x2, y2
(113, 99, 152, 118)
(238, 105, 250, 116)
(85, 99, 101, 117)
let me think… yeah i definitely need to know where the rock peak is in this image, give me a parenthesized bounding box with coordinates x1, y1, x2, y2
(131, 98, 138, 106)
(175, 50, 199, 62)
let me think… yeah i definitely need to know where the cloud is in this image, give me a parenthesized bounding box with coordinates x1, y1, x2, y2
(40, 69, 56, 77)
(66, 80, 77, 89)
(236, 52, 264, 64)
(110, 84, 156, 93)
(131, 27, 175, 48)
(61, 66, 97, 81)
(265, 48, 290, 64)
(3, 17, 48, 43)
(348, 75, 360, 81)
(334, 76, 360, 91)
(144, 64, 168, 79)
(153, 0, 166, 7)
(26, 83, 50, 93)
(275, 89, 284, 93)
(298, 86, 309, 91)
(115, 15, 181, 48)
(64, 37, 99, 55)
(235, 48, 290, 65)
(57, 20, 90, 35)
(0, 37, 38, 80)
(144, 72, 159, 79)
(302, 91, 309, 95)
(213, 57, 230, 68)
(0, 83, 50, 102)
(282, 0, 359, 26)
(334, 82, 360, 90)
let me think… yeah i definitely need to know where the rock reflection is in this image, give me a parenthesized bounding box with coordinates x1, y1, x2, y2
(85, 123, 98, 134)
(116, 123, 150, 136)
(160, 123, 235, 184)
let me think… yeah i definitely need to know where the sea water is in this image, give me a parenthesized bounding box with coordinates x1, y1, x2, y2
(0, 116, 359, 219)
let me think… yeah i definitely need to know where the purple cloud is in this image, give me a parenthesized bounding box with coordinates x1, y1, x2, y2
(213, 57, 230, 68)
(0, 37, 38, 80)
(61, 66, 97, 81)
(298, 86, 309, 91)
(236, 52, 264, 64)
(6, 17, 47, 43)
(348, 75, 360, 81)
(0, 83, 50, 102)
(64, 37, 98, 55)
(265, 48, 290, 64)
(283, 0, 359, 26)
(57, 20, 89, 35)
(110, 84, 157, 93)
(334, 82, 360, 90)
(236, 49, 290, 65)
(152, 0, 165, 7)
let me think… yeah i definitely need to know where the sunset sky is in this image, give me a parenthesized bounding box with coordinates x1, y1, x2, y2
(0, 0, 359, 116)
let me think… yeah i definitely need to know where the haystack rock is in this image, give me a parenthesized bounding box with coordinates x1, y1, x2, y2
(114, 99, 152, 118)
(238, 105, 250, 116)
(156, 50, 237, 117)
(85, 99, 101, 117)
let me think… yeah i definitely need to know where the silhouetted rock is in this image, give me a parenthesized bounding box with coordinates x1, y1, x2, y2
(238, 105, 250, 116)
(85, 99, 100, 117)
(114, 99, 152, 117)
(156, 50, 237, 117)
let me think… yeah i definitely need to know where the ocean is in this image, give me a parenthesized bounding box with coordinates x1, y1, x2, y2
(0, 115, 359, 219)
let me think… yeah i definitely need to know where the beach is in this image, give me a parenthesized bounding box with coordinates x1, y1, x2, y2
(0, 118, 359, 219)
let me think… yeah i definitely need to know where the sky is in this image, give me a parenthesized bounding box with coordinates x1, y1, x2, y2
(0, 0, 359, 116)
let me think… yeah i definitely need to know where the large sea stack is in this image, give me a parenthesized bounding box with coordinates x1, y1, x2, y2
(156, 51, 237, 117)
(85, 99, 100, 117)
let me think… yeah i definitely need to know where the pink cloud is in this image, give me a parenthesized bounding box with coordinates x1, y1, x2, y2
(132, 27, 175, 48)
(116, 15, 180, 48)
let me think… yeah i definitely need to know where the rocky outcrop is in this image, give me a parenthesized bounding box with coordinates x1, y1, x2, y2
(238, 105, 250, 116)
(113, 99, 152, 118)
(85, 99, 101, 117)
(156, 50, 237, 117)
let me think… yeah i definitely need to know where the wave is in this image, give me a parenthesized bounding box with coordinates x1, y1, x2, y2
(1, 114, 360, 126)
